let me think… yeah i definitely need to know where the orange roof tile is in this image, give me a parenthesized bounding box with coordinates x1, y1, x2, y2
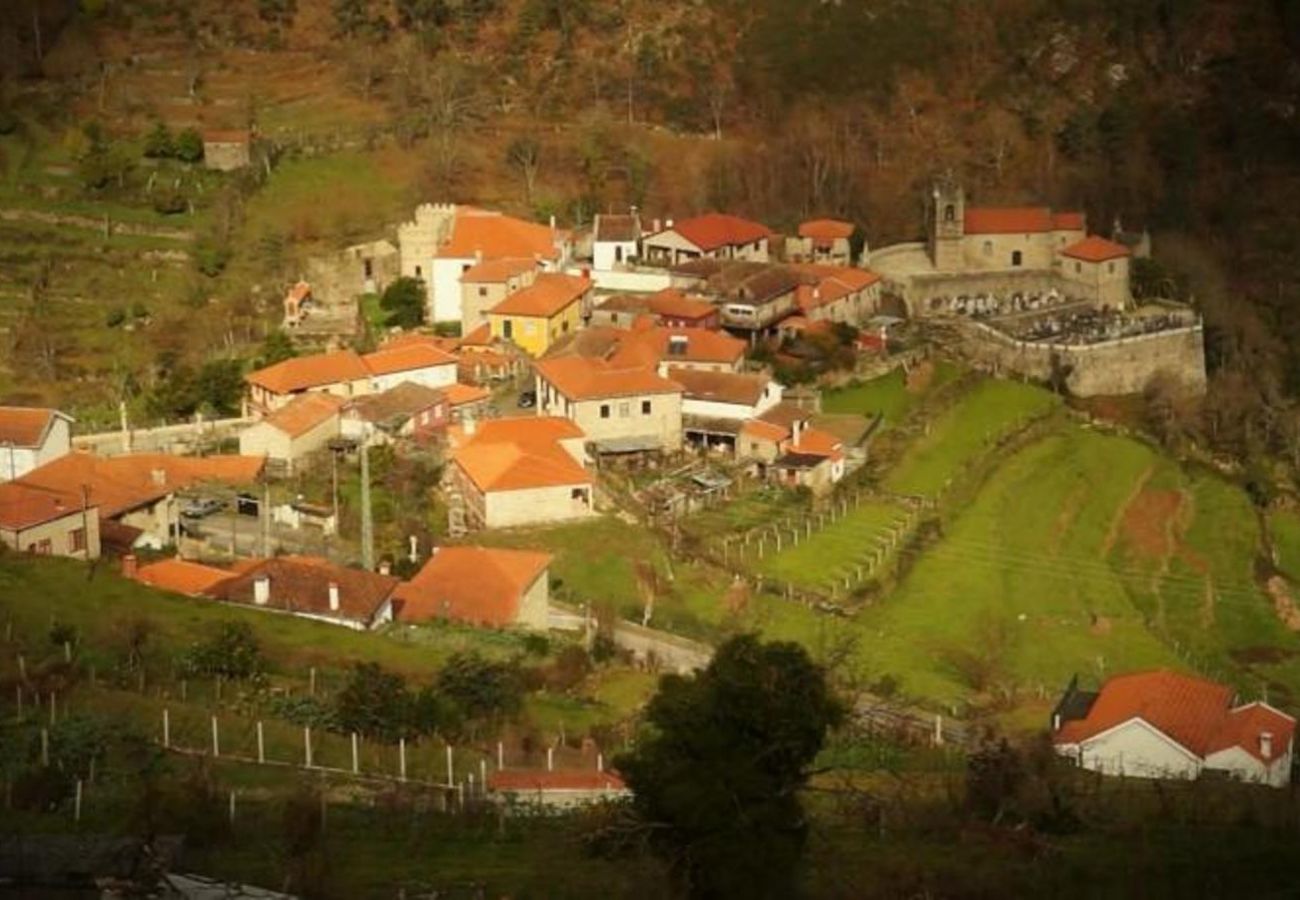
(207, 555, 400, 625)
(793, 427, 844, 460)
(0, 480, 94, 531)
(488, 769, 627, 792)
(383, 332, 462, 355)
(645, 288, 717, 321)
(461, 257, 538, 283)
(798, 218, 854, 244)
(261, 393, 345, 439)
(963, 207, 1055, 235)
(363, 341, 458, 376)
(135, 558, 232, 596)
(246, 350, 370, 395)
(0, 406, 69, 447)
(739, 419, 789, 443)
(461, 323, 493, 347)
(1053, 211, 1086, 230)
(1061, 235, 1131, 263)
(443, 383, 490, 407)
(1054, 670, 1295, 763)
(286, 281, 311, 303)
(439, 210, 561, 261)
(534, 356, 683, 401)
(661, 213, 771, 252)
(669, 368, 770, 406)
(610, 327, 746, 368)
(489, 273, 589, 319)
(451, 417, 590, 493)
(203, 129, 250, 144)
(394, 546, 552, 626)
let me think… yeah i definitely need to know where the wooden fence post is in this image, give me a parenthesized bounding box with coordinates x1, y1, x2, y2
(351, 733, 359, 774)
(446, 744, 454, 785)
(257, 721, 265, 763)
(211, 716, 219, 757)
(162, 708, 170, 749)
(399, 738, 407, 781)
(304, 727, 313, 768)
(74, 779, 82, 822)
(40, 728, 49, 766)
(228, 789, 236, 825)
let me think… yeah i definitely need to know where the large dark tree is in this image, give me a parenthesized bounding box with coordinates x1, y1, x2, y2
(616, 635, 844, 899)
(379, 276, 427, 329)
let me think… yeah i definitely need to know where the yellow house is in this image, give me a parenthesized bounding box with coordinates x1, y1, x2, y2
(486, 273, 590, 357)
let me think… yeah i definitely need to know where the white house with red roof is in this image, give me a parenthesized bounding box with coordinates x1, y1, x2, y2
(1051, 671, 1295, 787)
(641, 213, 771, 266)
(786, 219, 857, 266)
(738, 403, 845, 495)
(0, 406, 73, 482)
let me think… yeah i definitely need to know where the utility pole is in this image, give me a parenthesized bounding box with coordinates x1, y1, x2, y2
(261, 479, 271, 558)
(360, 432, 374, 571)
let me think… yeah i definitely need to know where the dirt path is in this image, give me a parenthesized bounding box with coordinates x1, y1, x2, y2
(1100, 466, 1153, 558)
(0, 207, 194, 241)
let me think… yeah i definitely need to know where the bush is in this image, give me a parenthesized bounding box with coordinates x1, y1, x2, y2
(49, 621, 77, 648)
(143, 121, 174, 159)
(178, 622, 266, 680)
(106, 308, 127, 328)
(436, 652, 523, 729)
(521, 633, 551, 657)
(174, 128, 204, 164)
(195, 239, 230, 277)
(379, 277, 427, 329)
(152, 187, 188, 215)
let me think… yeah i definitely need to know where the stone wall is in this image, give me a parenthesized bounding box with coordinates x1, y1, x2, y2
(959, 320, 1207, 397)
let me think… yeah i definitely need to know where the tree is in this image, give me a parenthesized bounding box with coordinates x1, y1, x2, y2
(379, 276, 426, 328)
(506, 135, 542, 203)
(255, 330, 298, 368)
(436, 652, 523, 733)
(334, 662, 415, 742)
(178, 622, 265, 680)
(616, 635, 843, 898)
(143, 120, 173, 158)
(173, 128, 204, 164)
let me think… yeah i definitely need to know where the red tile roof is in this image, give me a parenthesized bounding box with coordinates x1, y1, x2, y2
(206, 555, 399, 625)
(1054, 670, 1295, 764)
(134, 558, 232, 596)
(460, 323, 493, 347)
(394, 546, 551, 626)
(645, 289, 717, 322)
(443, 383, 490, 407)
(669, 368, 770, 407)
(1052, 211, 1086, 230)
(438, 210, 561, 261)
(798, 218, 854, 245)
(534, 356, 683, 401)
(0, 407, 68, 448)
(246, 350, 370, 395)
(450, 417, 591, 493)
(261, 393, 344, 439)
(487, 769, 627, 792)
(0, 481, 94, 531)
(739, 418, 789, 443)
(663, 213, 771, 252)
(203, 130, 250, 144)
(792, 427, 844, 461)
(461, 257, 538, 283)
(488, 273, 589, 319)
(363, 341, 458, 376)
(611, 327, 746, 368)
(963, 206, 1055, 234)
(1061, 235, 1131, 263)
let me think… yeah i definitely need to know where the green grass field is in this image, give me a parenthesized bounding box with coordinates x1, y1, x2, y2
(756, 499, 909, 592)
(884, 379, 1060, 497)
(822, 360, 961, 423)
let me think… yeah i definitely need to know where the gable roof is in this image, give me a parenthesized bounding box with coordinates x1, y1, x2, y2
(534, 356, 683, 401)
(1053, 211, 1086, 230)
(612, 327, 746, 368)
(134, 558, 232, 596)
(246, 350, 370, 395)
(1061, 235, 1131, 263)
(363, 341, 458, 376)
(261, 393, 344, 439)
(206, 555, 399, 624)
(203, 129, 250, 145)
(394, 546, 552, 626)
(661, 213, 771, 252)
(443, 382, 491, 408)
(16, 452, 264, 520)
(963, 206, 1055, 234)
(461, 257, 538, 283)
(438, 209, 561, 261)
(0, 407, 71, 448)
(488, 273, 590, 319)
(594, 214, 640, 243)
(644, 288, 716, 321)
(670, 368, 769, 407)
(451, 417, 590, 493)
(798, 219, 854, 244)
(1053, 670, 1295, 764)
(0, 480, 95, 531)
(344, 382, 444, 426)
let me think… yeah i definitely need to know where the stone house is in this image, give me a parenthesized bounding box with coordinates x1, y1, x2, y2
(0, 480, 100, 559)
(1052, 670, 1295, 787)
(738, 405, 845, 495)
(362, 339, 459, 393)
(716, 266, 802, 334)
(786, 219, 856, 266)
(1058, 236, 1132, 309)
(245, 350, 372, 415)
(592, 212, 641, 271)
(445, 417, 595, 530)
(789, 265, 883, 326)
(590, 289, 719, 330)
(641, 213, 771, 266)
(239, 393, 344, 474)
(533, 356, 684, 454)
(394, 546, 552, 630)
(487, 273, 591, 358)
(202, 130, 252, 171)
(341, 382, 447, 446)
(0, 406, 73, 482)
(460, 257, 539, 335)
(673, 369, 784, 454)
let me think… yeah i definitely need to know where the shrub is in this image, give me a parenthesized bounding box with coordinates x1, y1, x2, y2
(106, 308, 127, 328)
(152, 187, 188, 215)
(178, 622, 266, 680)
(174, 128, 204, 164)
(143, 120, 174, 158)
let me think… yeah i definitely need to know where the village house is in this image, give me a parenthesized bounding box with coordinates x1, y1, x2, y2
(459, 257, 539, 334)
(1051, 670, 1296, 787)
(126, 554, 233, 597)
(394, 546, 552, 630)
(786, 219, 857, 266)
(1058, 235, 1132, 309)
(0, 480, 100, 559)
(443, 383, 492, 422)
(669, 260, 801, 336)
(641, 213, 771, 266)
(551, 325, 745, 375)
(486, 273, 591, 358)
(0, 406, 73, 482)
(15, 452, 263, 551)
(445, 417, 594, 530)
(245, 349, 371, 415)
(396, 204, 572, 323)
(789, 264, 883, 326)
(738, 404, 845, 495)
(201, 130, 252, 171)
(362, 339, 459, 393)
(533, 356, 684, 455)
(590, 289, 719, 331)
(341, 382, 447, 446)
(487, 768, 630, 811)
(239, 393, 344, 474)
(592, 212, 641, 271)
(282, 281, 312, 328)
(672, 369, 784, 454)
(453, 325, 525, 385)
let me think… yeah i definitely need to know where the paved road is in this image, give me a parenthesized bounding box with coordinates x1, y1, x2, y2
(184, 511, 351, 561)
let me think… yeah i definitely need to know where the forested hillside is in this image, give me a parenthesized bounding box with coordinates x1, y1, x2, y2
(0, 0, 1297, 463)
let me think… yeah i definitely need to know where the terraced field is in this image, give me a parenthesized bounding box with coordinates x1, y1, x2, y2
(756, 499, 909, 593)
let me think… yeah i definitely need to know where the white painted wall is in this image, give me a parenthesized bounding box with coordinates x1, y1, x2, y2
(1067, 719, 1202, 780)
(369, 363, 457, 393)
(431, 256, 473, 323)
(485, 484, 594, 528)
(0, 417, 71, 482)
(594, 240, 638, 272)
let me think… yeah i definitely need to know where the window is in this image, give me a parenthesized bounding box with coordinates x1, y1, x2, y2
(363, 259, 373, 278)
(1075, 262, 1082, 274)
(571, 488, 586, 501)
(415, 265, 422, 277)
(562, 320, 570, 333)
(70, 528, 86, 553)
(478, 287, 487, 297)
(29, 539, 52, 555)
(503, 320, 513, 339)
(1107, 262, 1115, 274)
(983, 241, 992, 257)
(1011, 250, 1023, 267)
(600, 404, 610, 419)
(642, 400, 651, 415)
(615, 246, 623, 263)
(619, 402, 631, 418)
(462, 264, 471, 273)
(944, 204, 955, 222)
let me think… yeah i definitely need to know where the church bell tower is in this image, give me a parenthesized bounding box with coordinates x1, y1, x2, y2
(928, 176, 965, 271)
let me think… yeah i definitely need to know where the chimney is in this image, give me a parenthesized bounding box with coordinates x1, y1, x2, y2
(378, 560, 391, 576)
(549, 214, 557, 232)
(122, 554, 138, 580)
(464, 416, 477, 436)
(792, 419, 804, 447)
(665, 217, 674, 229)
(474, 249, 483, 264)
(652, 218, 661, 233)
(328, 581, 340, 612)
(151, 468, 167, 486)
(253, 574, 270, 605)
(1260, 731, 1274, 759)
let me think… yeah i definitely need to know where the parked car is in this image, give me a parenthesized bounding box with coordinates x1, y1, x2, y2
(235, 493, 259, 517)
(517, 390, 537, 409)
(180, 497, 225, 519)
